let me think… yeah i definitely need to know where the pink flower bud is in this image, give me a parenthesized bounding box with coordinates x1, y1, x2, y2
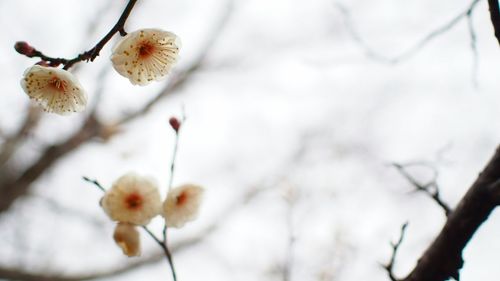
(15, 41, 35, 57)
(169, 117, 181, 132)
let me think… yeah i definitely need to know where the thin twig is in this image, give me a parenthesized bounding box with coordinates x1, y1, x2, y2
(82, 176, 106, 192)
(15, 0, 138, 69)
(383, 222, 408, 281)
(168, 114, 185, 191)
(466, 11, 479, 88)
(82, 176, 177, 281)
(162, 112, 187, 280)
(336, 0, 482, 64)
(141, 227, 177, 281)
(167, 132, 180, 192)
(392, 163, 452, 216)
(399, 145, 500, 281)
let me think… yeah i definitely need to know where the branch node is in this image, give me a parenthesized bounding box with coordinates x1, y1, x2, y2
(392, 162, 452, 216)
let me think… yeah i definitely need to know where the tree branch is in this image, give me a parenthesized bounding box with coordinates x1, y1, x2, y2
(0, 115, 102, 213)
(400, 145, 500, 281)
(0, 105, 41, 170)
(336, 0, 482, 64)
(392, 162, 451, 216)
(15, 0, 138, 69)
(382, 222, 408, 281)
(488, 0, 500, 45)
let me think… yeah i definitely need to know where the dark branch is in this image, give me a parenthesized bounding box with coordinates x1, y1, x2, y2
(383, 222, 408, 281)
(82, 176, 106, 192)
(392, 163, 451, 216)
(488, 0, 500, 45)
(14, 0, 138, 69)
(401, 145, 500, 281)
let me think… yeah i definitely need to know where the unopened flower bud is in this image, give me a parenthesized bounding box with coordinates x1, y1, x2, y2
(113, 222, 141, 257)
(15, 41, 36, 57)
(169, 117, 181, 132)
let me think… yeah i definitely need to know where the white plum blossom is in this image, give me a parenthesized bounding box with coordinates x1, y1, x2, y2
(113, 222, 141, 257)
(163, 184, 204, 228)
(110, 28, 180, 85)
(101, 172, 162, 225)
(20, 65, 87, 115)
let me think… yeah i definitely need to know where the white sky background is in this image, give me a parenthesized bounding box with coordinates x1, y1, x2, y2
(1, 0, 500, 280)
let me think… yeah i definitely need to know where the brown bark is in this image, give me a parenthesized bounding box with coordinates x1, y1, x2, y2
(402, 146, 500, 281)
(488, 0, 500, 45)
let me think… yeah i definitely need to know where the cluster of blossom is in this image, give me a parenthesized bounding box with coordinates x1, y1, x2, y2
(101, 172, 204, 257)
(20, 29, 180, 115)
(16, 3, 202, 269)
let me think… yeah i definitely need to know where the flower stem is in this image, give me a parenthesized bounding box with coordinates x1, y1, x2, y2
(82, 176, 178, 281)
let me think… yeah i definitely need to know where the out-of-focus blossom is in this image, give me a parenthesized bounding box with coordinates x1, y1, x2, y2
(113, 222, 141, 257)
(163, 184, 204, 228)
(20, 65, 87, 115)
(111, 28, 180, 85)
(101, 172, 162, 225)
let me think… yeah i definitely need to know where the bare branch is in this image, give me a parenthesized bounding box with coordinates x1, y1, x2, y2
(0, 114, 103, 214)
(382, 222, 408, 281)
(0, 105, 41, 170)
(15, 0, 138, 69)
(336, 0, 482, 64)
(392, 163, 451, 216)
(400, 145, 500, 281)
(35, 195, 107, 228)
(488, 0, 500, 45)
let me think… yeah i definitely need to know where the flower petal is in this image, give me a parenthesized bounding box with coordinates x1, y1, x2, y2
(111, 29, 181, 86)
(20, 65, 87, 115)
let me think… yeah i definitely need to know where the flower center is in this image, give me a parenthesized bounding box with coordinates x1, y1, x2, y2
(176, 191, 188, 206)
(138, 41, 155, 58)
(48, 77, 67, 92)
(124, 192, 143, 210)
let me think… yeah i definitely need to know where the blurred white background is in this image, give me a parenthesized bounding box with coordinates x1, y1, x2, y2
(0, 0, 500, 280)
